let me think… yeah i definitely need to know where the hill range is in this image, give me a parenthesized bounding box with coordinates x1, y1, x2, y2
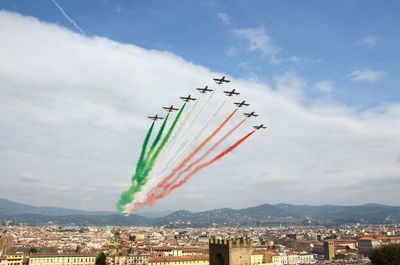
(1, 198, 399, 227)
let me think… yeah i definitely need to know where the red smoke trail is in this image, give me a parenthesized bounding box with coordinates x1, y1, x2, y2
(142, 129, 256, 207)
(153, 108, 238, 190)
(165, 118, 247, 190)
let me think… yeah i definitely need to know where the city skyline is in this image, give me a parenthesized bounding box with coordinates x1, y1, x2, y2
(0, 1, 399, 212)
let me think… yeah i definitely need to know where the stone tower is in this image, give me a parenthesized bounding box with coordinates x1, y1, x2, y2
(323, 240, 335, 261)
(209, 238, 253, 265)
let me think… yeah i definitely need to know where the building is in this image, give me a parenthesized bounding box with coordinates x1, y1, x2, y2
(209, 238, 253, 265)
(323, 240, 335, 261)
(29, 253, 97, 265)
(127, 252, 148, 265)
(148, 255, 208, 265)
(357, 236, 400, 255)
(4, 252, 25, 265)
(151, 247, 182, 257)
(357, 237, 381, 255)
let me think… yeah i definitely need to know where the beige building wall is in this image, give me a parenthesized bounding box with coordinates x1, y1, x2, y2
(149, 258, 208, 265)
(5, 252, 24, 265)
(30, 254, 96, 265)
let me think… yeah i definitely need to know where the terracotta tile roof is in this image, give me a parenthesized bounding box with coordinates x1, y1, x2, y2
(30, 253, 97, 258)
(149, 255, 209, 263)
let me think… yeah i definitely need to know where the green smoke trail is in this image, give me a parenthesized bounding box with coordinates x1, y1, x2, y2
(116, 105, 185, 212)
(116, 121, 156, 212)
(139, 104, 186, 183)
(143, 114, 169, 165)
(133, 122, 155, 177)
(117, 116, 169, 212)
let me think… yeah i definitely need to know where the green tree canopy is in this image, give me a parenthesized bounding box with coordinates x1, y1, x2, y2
(369, 243, 400, 265)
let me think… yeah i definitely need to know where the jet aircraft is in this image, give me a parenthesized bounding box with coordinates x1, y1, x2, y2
(196, 86, 213, 93)
(148, 114, 164, 121)
(244, 111, 258, 118)
(163, 105, 179, 112)
(180, 95, 197, 102)
(234, 100, 250, 107)
(213, 76, 231, 84)
(224, 89, 240, 97)
(253, 124, 267, 130)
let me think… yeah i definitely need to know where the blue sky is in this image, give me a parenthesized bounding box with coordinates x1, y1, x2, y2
(2, 0, 399, 109)
(0, 1, 399, 211)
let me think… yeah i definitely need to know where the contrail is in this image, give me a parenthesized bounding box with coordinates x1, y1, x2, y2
(51, 0, 86, 36)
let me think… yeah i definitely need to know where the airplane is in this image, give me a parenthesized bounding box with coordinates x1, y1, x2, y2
(253, 124, 267, 130)
(213, 76, 231, 84)
(196, 86, 213, 93)
(162, 105, 179, 112)
(224, 89, 240, 97)
(147, 114, 164, 121)
(244, 111, 258, 118)
(180, 95, 197, 102)
(234, 100, 250, 107)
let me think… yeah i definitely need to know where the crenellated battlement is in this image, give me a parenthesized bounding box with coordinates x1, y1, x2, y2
(209, 238, 253, 248)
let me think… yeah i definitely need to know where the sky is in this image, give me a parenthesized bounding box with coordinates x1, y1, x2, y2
(0, 0, 399, 213)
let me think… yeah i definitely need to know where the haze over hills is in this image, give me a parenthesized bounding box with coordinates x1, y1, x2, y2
(1, 198, 400, 226)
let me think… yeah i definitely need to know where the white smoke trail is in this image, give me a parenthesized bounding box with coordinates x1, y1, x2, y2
(163, 89, 217, 166)
(164, 99, 227, 177)
(134, 99, 201, 203)
(134, 98, 227, 203)
(51, 0, 86, 36)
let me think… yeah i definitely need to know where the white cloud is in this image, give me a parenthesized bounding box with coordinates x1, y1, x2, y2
(349, 69, 387, 83)
(314, 80, 335, 93)
(0, 11, 400, 212)
(233, 27, 280, 64)
(360, 35, 379, 48)
(217, 12, 230, 25)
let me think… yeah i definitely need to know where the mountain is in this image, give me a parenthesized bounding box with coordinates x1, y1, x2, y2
(0, 198, 150, 226)
(0, 198, 112, 216)
(1, 198, 400, 226)
(157, 204, 400, 226)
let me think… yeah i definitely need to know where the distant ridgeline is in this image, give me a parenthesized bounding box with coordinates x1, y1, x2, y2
(1, 199, 400, 226)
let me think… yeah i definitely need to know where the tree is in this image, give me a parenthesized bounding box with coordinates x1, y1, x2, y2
(369, 244, 400, 265)
(96, 252, 106, 265)
(29, 247, 38, 254)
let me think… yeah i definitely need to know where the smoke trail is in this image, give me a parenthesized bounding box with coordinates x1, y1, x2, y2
(150, 107, 238, 194)
(116, 122, 155, 212)
(117, 115, 169, 213)
(165, 118, 247, 189)
(163, 90, 218, 166)
(118, 104, 186, 212)
(158, 99, 227, 180)
(51, 0, 86, 36)
(144, 114, 170, 164)
(151, 90, 217, 182)
(133, 97, 226, 205)
(140, 104, 186, 181)
(134, 122, 155, 177)
(140, 99, 201, 200)
(149, 98, 201, 176)
(133, 130, 256, 210)
(167, 130, 256, 194)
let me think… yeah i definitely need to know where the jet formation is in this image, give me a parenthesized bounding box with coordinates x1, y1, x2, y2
(147, 76, 266, 131)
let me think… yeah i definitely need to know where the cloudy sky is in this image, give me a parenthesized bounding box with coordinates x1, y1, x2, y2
(0, 0, 399, 213)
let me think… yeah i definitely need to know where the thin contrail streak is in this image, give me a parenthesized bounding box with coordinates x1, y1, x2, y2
(51, 0, 86, 36)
